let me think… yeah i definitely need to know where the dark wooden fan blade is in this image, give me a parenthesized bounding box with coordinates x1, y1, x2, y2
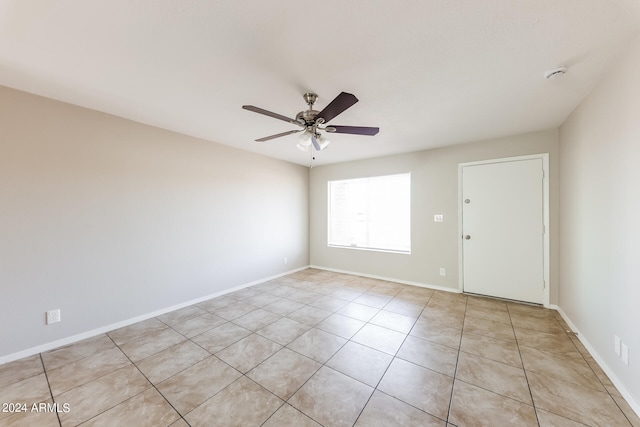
(255, 129, 301, 142)
(311, 135, 321, 151)
(242, 105, 301, 126)
(315, 92, 358, 123)
(328, 125, 379, 136)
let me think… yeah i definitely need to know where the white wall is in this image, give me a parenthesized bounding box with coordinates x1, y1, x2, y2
(0, 86, 309, 359)
(559, 35, 640, 408)
(310, 129, 559, 302)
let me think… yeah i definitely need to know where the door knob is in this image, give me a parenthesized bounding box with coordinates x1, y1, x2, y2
(464, 235, 471, 240)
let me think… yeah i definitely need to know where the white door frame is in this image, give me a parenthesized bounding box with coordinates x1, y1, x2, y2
(457, 153, 550, 307)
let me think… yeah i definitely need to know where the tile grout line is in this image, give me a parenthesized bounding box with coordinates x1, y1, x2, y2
(349, 289, 409, 426)
(273, 296, 359, 426)
(255, 355, 324, 427)
(223, 282, 357, 426)
(241, 277, 522, 425)
(562, 324, 628, 401)
(39, 353, 63, 427)
(528, 311, 633, 426)
(455, 301, 629, 426)
(505, 303, 542, 427)
(247, 281, 440, 426)
(156, 312, 303, 426)
(444, 295, 467, 425)
(150, 312, 300, 425)
(103, 333, 192, 427)
(37, 337, 146, 425)
(352, 292, 457, 426)
(612, 398, 637, 426)
(169, 283, 349, 426)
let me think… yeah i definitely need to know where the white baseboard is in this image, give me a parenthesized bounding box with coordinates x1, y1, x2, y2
(0, 265, 309, 366)
(309, 265, 461, 294)
(555, 306, 640, 419)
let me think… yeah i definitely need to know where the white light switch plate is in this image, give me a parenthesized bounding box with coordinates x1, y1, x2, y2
(434, 214, 444, 222)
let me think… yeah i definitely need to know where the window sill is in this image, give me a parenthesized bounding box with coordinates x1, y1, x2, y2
(327, 244, 411, 255)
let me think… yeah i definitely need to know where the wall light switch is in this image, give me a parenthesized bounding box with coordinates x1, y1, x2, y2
(434, 214, 444, 222)
(621, 343, 629, 366)
(615, 335, 621, 356)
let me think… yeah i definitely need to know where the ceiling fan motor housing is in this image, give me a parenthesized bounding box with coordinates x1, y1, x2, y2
(297, 109, 319, 125)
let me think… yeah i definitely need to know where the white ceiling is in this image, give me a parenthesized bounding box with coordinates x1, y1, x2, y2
(1, 1, 639, 166)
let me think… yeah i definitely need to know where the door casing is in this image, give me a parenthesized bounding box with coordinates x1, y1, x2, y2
(457, 154, 550, 307)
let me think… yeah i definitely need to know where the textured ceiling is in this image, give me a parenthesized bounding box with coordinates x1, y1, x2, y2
(1, 1, 639, 166)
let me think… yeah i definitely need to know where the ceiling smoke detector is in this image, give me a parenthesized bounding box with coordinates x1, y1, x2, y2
(545, 66, 567, 80)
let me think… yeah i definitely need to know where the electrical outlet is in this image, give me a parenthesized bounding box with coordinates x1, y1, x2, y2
(283, 257, 288, 265)
(621, 343, 629, 366)
(615, 335, 621, 356)
(439, 267, 446, 276)
(434, 214, 444, 222)
(46, 309, 61, 325)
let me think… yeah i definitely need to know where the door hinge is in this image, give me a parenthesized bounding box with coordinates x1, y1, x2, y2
(543, 280, 546, 289)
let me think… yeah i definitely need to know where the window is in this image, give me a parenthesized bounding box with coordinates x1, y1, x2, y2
(328, 173, 411, 253)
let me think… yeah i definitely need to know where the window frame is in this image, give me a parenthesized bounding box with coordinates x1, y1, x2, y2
(327, 172, 411, 254)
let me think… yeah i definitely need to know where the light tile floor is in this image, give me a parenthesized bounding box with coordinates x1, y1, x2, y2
(1, 269, 639, 426)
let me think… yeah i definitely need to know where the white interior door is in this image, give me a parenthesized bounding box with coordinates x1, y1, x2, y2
(462, 158, 544, 304)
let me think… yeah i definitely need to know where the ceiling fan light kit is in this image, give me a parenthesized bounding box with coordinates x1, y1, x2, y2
(296, 131, 312, 151)
(242, 91, 379, 153)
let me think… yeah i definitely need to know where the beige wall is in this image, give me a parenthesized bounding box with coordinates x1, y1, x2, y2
(0, 86, 309, 359)
(310, 129, 559, 303)
(559, 35, 640, 407)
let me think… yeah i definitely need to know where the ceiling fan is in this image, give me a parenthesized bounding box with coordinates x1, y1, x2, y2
(242, 92, 379, 152)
